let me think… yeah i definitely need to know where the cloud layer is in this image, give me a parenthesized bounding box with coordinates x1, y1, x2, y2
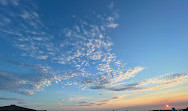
(0, 97, 25, 104)
(57, 95, 124, 107)
(0, 0, 187, 97)
(109, 73, 188, 92)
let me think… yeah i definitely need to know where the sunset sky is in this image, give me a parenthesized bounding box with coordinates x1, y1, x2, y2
(0, 0, 188, 111)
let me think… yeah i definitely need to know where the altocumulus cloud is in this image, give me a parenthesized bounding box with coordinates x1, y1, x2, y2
(0, 0, 187, 96)
(109, 73, 188, 92)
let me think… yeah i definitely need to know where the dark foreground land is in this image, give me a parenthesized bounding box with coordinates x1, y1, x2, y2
(151, 109, 188, 111)
(150, 107, 188, 111)
(0, 105, 46, 111)
(0, 105, 188, 111)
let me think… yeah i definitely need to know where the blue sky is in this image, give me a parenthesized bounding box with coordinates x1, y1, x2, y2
(0, 0, 188, 111)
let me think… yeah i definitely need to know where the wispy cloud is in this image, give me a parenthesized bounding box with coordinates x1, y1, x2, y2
(0, 0, 7, 6)
(0, 0, 19, 6)
(84, 66, 144, 90)
(0, 58, 58, 95)
(109, 73, 188, 92)
(0, 97, 25, 104)
(57, 95, 125, 106)
(59, 97, 86, 102)
(109, 2, 114, 9)
(78, 96, 124, 106)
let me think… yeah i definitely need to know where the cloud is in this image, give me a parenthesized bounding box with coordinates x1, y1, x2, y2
(107, 23, 119, 28)
(85, 66, 144, 90)
(0, 97, 25, 104)
(78, 96, 124, 106)
(0, 0, 127, 94)
(57, 96, 124, 106)
(109, 2, 114, 9)
(57, 96, 89, 106)
(0, 0, 7, 6)
(0, 59, 57, 95)
(0, 1, 61, 95)
(59, 97, 86, 102)
(108, 83, 141, 91)
(79, 101, 89, 104)
(21, 10, 31, 19)
(0, 97, 23, 101)
(0, 0, 186, 98)
(78, 102, 94, 106)
(0, 0, 19, 6)
(90, 85, 105, 90)
(36, 55, 48, 60)
(109, 73, 188, 92)
(99, 96, 122, 103)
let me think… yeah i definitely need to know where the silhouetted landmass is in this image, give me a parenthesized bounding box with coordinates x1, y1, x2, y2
(0, 105, 47, 111)
(150, 107, 188, 111)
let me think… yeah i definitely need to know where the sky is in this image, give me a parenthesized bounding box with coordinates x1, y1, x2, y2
(0, 0, 188, 111)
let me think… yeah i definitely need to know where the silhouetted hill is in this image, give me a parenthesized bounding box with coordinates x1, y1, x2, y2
(150, 107, 188, 111)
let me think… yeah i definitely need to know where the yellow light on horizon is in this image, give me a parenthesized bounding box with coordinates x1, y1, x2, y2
(166, 105, 169, 108)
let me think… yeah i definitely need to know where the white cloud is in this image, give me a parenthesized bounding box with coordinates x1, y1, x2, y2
(107, 23, 119, 28)
(37, 55, 48, 60)
(1, 0, 185, 97)
(21, 10, 31, 19)
(34, 79, 52, 91)
(112, 66, 144, 83)
(109, 73, 188, 92)
(0, 0, 123, 96)
(65, 30, 72, 37)
(75, 25, 80, 32)
(107, 17, 114, 22)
